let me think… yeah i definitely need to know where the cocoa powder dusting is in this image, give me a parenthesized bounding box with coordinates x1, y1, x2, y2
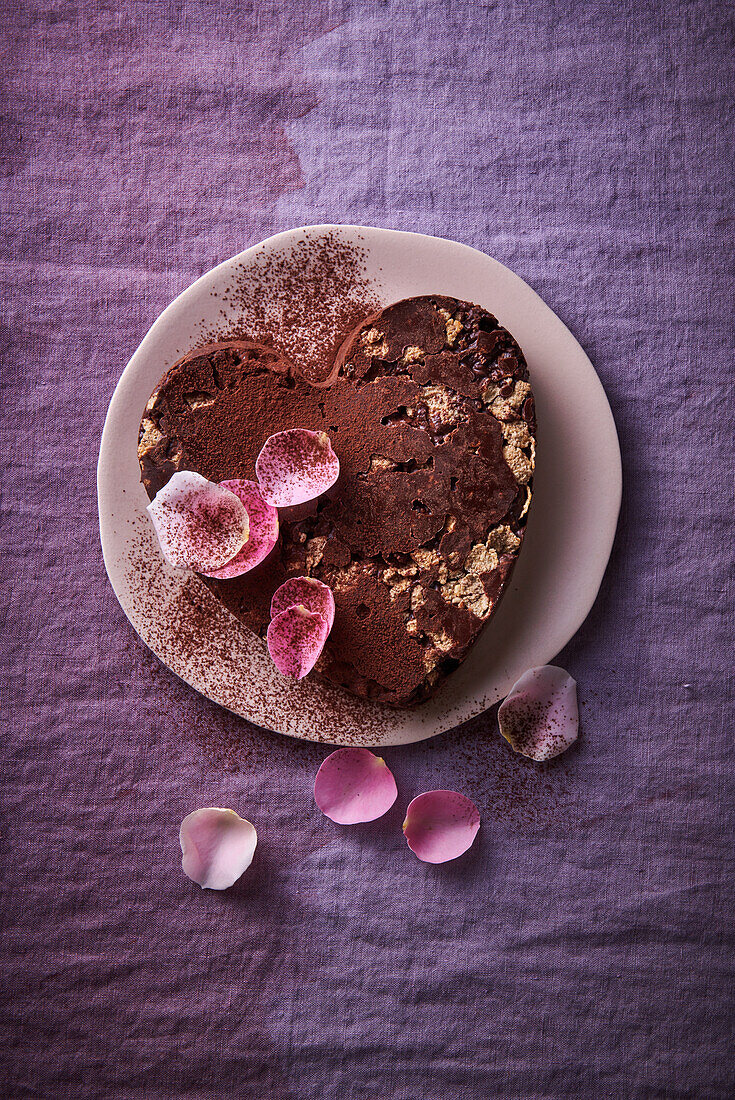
(124, 515, 408, 747)
(202, 231, 381, 382)
(419, 710, 581, 829)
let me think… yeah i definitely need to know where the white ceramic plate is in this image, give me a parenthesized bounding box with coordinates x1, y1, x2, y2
(98, 225, 621, 747)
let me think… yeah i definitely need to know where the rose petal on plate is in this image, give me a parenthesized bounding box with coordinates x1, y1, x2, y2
(314, 748, 398, 824)
(403, 790, 480, 864)
(271, 576, 335, 633)
(255, 429, 339, 507)
(202, 480, 279, 578)
(179, 807, 257, 890)
(266, 605, 330, 679)
(147, 470, 249, 572)
(498, 665, 579, 761)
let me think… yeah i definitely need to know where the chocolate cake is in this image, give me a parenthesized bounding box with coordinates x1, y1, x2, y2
(138, 295, 536, 706)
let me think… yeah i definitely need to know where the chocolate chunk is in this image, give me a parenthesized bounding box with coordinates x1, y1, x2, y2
(475, 329, 506, 357)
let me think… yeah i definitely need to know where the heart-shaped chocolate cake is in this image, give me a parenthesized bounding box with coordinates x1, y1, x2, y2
(138, 295, 536, 706)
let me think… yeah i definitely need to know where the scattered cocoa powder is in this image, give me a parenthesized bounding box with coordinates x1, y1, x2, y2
(420, 710, 581, 829)
(123, 514, 409, 747)
(202, 230, 381, 382)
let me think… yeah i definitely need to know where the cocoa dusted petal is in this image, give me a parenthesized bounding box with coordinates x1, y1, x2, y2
(138, 294, 536, 706)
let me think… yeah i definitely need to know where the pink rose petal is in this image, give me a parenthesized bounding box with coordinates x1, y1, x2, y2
(179, 807, 257, 890)
(147, 470, 249, 572)
(255, 428, 339, 507)
(271, 576, 335, 632)
(498, 665, 579, 761)
(202, 480, 279, 578)
(403, 790, 480, 864)
(314, 748, 398, 824)
(266, 605, 330, 679)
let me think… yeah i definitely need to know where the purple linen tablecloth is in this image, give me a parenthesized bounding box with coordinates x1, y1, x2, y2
(2, 1, 734, 1097)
